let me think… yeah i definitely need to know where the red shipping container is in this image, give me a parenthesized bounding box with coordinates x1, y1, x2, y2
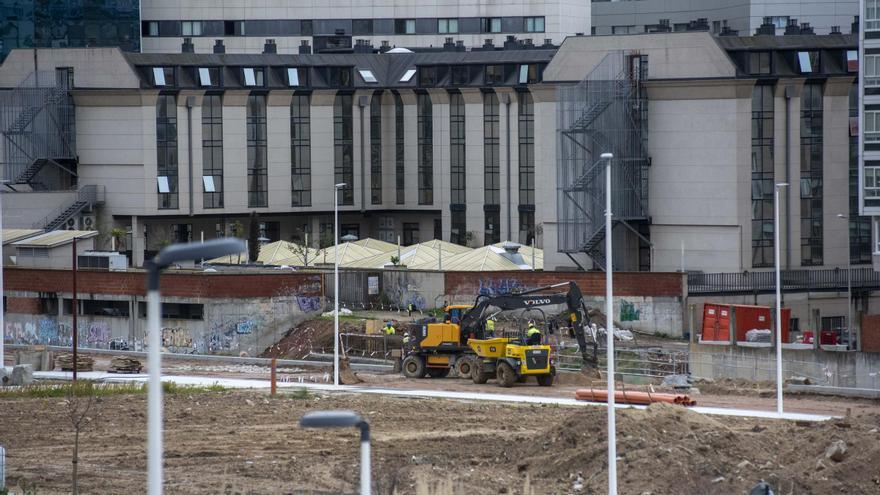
(701, 303, 730, 341)
(702, 303, 791, 343)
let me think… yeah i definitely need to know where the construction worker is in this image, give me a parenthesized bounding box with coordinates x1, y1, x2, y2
(526, 320, 542, 345)
(407, 303, 415, 317)
(385, 321, 396, 335)
(402, 332, 411, 346)
(485, 317, 496, 337)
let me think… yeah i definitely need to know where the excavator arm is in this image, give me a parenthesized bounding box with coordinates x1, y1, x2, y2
(459, 281, 598, 369)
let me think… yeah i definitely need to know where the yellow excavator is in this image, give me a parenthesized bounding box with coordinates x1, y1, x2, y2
(400, 281, 598, 386)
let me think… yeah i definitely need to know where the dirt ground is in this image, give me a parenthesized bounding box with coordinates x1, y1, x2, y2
(2, 389, 880, 494)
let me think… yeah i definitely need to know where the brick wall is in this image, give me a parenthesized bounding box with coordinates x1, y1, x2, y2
(5, 296, 42, 314)
(861, 314, 880, 352)
(3, 268, 324, 299)
(444, 271, 684, 298)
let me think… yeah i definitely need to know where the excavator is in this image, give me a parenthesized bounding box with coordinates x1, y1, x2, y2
(400, 281, 598, 386)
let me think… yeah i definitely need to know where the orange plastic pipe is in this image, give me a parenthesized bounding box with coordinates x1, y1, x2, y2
(575, 388, 696, 407)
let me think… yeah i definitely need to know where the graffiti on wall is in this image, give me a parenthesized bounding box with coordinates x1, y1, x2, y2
(162, 327, 192, 349)
(477, 278, 532, 296)
(620, 299, 641, 322)
(296, 296, 321, 312)
(4, 319, 111, 347)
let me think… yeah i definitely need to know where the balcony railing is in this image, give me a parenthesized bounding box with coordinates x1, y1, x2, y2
(687, 267, 880, 295)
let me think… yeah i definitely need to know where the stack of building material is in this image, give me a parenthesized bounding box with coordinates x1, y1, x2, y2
(55, 353, 94, 372)
(109, 356, 142, 374)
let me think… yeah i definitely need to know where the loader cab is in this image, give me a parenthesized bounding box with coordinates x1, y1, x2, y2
(444, 304, 472, 324)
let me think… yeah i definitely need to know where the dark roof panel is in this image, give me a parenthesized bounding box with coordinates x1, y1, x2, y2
(716, 34, 856, 51)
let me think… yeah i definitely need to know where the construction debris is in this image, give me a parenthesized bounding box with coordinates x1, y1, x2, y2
(824, 440, 847, 462)
(11, 364, 34, 386)
(574, 388, 696, 406)
(109, 356, 143, 374)
(54, 353, 94, 372)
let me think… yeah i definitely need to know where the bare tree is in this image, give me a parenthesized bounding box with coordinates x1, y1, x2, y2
(66, 383, 95, 495)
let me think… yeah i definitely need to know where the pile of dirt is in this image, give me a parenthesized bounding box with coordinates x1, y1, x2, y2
(694, 377, 778, 397)
(517, 402, 880, 494)
(261, 319, 364, 359)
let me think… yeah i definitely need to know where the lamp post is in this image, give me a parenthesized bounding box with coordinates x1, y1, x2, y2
(145, 238, 244, 495)
(300, 410, 371, 495)
(334, 183, 347, 387)
(774, 182, 789, 415)
(600, 151, 617, 495)
(837, 214, 853, 350)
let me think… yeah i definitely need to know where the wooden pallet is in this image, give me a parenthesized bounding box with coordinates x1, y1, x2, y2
(108, 367, 143, 374)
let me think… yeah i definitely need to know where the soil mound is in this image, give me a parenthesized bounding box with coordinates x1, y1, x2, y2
(261, 319, 363, 359)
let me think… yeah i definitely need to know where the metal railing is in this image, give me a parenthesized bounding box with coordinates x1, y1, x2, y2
(32, 184, 105, 230)
(688, 267, 880, 295)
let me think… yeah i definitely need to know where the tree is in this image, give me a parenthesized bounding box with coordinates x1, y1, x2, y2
(66, 382, 96, 495)
(248, 211, 260, 263)
(110, 228, 127, 252)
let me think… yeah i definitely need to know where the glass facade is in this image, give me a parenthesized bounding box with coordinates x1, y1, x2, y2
(849, 84, 871, 263)
(484, 91, 500, 244)
(156, 94, 178, 210)
(417, 92, 433, 205)
(247, 94, 268, 208)
(202, 94, 224, 209)
(370, 91, 382, 205)
(751, 84, 774, 268)
(334, 93, 354, 205)
(394, 92, 405, 205)
(0, 0, 141, 61)
(449, 91, 467, 245)
(800, 82, 823, 266)
(518, 91, 535, 245)
(291, 93, 311, 207)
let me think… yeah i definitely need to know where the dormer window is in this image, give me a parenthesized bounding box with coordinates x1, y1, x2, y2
(243, 67, 264, 87)
(198, 67, 220, 87)
(152, 67, 174, 86)
(358, 69, 377, 83)
(400, 68, 416, 82)
(797, 51, 818, 73)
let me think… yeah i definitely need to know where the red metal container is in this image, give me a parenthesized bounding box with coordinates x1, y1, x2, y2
(701, 303, 730, 341)
(701, 303, 791, 343)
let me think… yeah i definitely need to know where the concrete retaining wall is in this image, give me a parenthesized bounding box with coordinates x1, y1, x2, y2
(689, 342, 880, 389)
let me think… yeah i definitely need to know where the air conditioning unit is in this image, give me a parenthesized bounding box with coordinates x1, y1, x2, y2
(64, 217, 77, 230)
(80, 214, 96, 231)
(78, 251, 128, 271)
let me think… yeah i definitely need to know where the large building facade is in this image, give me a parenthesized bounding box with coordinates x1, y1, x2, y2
(139, 0, 589, 54)
(591, 0, 857, 36)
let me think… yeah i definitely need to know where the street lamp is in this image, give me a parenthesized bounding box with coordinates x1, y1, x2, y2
(334, 183, 347, 387)
(300, 411, 371, 495)
(145, 237, 244, 495)
(774, 182, 789, 415)
(600, 151, 617, 495)
(837, 214, 853, 350)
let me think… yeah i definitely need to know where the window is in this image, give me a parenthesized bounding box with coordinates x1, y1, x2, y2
(144, 21, 159, 37)
(370, 92, 382, 205)
(612, 25, 636, 35)
(484, 91, 500, 208)
(749, 52, 771, 75)
(417, 93, 433, 205)
(449, 92, 466, 206)
(865, 167, 880, 199)
(712, 20, 721, 33)
(800, 82, 823, 266)
(451, 66, 470, 85)
(152, 67, 173, 86)
(138, 302, 203, 320)
(403, 223, 420, 245)
(524, 17, 544, 32)
(848, 85, 871, 264)
(79, 299, 130, 317)
(291, 94, 311, 207)
(481, 17, 502, 33)
(797, 51, 818, 73)
(438, 18, 459, 34)
(247, 94, 268, 207)
(485, 210, 500, 245)
(846, 50, 858, 72)
(486, 65, 504, 85)
(198, 67, 219, 87)
(182, 21, 202, 36)
(358, 69, 377, 83)
(519, 92, 536, 245)
(400, 68, 416, 82)
(395, 19, 416, 34)
(866, 111, 880, 142)
(451, 209, 467, 246)
(202, 94, 224, 208)
(334, 93, 354, 205)
(518, 64, 539, 84)
(287, 68, 304, 87)
(353, 19, 373, 35)
(224, 20, 245, 35)
(243, 68, 264, 87)
(419, 66, 437, 86)
(156, 95, 178, 209)
(866, 55, 880, 87)
(673, 23, 688, 32)
(868, 0, 880, 30)
(770, 16, 790, 29)
(395, 93, 405, 205)
(328, 67, 352, 87)
(751, 84, 775, 267)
